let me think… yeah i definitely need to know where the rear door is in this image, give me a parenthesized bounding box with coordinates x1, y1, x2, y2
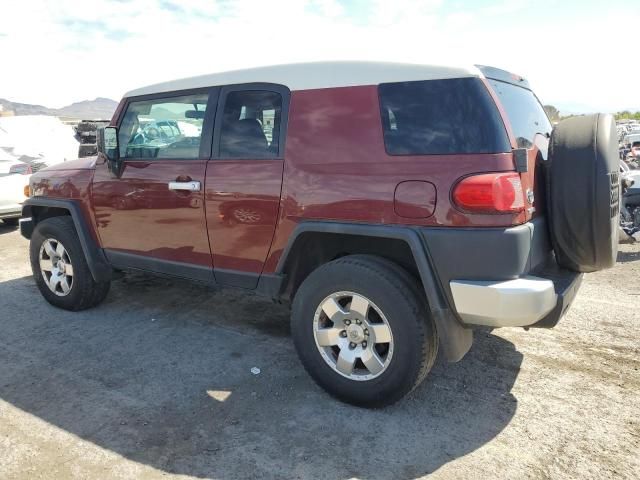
(92, 89, 218, 282)
(205, 84, 289, 288)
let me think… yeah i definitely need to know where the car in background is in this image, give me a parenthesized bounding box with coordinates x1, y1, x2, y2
(624, 133, 640, 146)
(0, 158, 31, 226)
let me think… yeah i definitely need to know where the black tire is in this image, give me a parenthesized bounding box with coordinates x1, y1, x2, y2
(29, 216, 110, 311)
(291, 254, 437, 408)
(2, 218, 19, 227)
(547, 113, 619, 272)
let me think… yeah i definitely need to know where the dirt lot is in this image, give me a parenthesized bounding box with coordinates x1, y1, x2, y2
(0, 224, 638, 480)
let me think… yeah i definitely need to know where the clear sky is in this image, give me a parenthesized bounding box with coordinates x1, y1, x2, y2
(0, 0, 637, 114)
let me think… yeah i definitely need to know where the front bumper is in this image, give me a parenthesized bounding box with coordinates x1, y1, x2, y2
(19, 217, 34, 239)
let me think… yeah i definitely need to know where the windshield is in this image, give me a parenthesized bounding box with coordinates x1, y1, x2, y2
(488, 79, 552, 149)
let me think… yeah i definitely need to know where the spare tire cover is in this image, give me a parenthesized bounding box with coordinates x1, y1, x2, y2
(547, 113, 619, 272)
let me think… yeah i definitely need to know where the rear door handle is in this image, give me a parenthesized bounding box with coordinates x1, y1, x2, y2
(168, 181, 201, 192)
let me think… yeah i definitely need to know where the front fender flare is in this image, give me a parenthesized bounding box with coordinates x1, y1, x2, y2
(22, 198, 112, 283)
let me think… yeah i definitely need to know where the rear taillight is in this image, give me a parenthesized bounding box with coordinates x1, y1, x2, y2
(9, 163, 32, 175)
(453, 172, 525, 213)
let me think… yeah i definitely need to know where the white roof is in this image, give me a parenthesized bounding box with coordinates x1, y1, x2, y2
(125, 61, 482, 97)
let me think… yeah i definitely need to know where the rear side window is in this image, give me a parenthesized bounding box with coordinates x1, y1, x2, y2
(379, 78, 510, 155)
(488, 79, 552, 149)
(219, 90, 282, 158)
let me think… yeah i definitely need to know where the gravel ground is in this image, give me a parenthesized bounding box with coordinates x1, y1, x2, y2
(0, 223, 638, 480)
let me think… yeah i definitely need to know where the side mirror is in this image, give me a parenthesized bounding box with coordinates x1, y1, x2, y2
(97, 126, 122, 176)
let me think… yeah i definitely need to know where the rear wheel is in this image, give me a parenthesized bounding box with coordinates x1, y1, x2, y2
(2, 218, 19, 227)
(30, 216, 110, 311)
(291, 255, 437, 408)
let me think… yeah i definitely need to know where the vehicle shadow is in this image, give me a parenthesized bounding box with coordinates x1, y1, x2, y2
(0, 273, 523, 479)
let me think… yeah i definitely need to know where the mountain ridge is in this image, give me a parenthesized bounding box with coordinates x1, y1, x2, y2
(0, 97, 118, 120)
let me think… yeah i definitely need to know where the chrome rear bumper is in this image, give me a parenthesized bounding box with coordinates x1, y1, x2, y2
(450, 276, 558, 327)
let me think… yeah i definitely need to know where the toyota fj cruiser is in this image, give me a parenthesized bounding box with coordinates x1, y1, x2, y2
(20, 62, 619, 407)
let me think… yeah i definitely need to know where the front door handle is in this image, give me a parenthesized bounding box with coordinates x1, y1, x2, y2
(168, 181, 201, 192)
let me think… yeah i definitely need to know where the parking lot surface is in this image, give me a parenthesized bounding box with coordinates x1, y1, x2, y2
(0, 224, 639, 480)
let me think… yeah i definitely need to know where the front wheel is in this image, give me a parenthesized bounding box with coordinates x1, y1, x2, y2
(291, 255, 437, 408)
(30, 216, 110, 311)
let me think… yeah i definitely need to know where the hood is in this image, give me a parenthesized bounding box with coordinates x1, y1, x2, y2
(40, 156, 97, 172)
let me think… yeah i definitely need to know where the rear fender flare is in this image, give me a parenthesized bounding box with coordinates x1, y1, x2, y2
(274, 222, 472, 362)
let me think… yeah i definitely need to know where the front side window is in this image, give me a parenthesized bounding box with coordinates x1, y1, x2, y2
(488, 79, 551, 149)
(118, 93, 209, 159)
(219, 90, 282, 158)
(379, 78, 511, 155)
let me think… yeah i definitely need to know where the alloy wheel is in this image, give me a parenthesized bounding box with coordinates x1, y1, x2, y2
(313, 291, 394, 381)
(39, 238, 74, 296)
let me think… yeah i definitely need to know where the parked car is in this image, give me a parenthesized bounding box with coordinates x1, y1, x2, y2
(0, 158, 31, 226)
(20, 62, 619, 407)
(623, 132, 640, 147)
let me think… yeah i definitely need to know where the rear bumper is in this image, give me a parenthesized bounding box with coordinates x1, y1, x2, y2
(450, 276, 556, 327)
(450, 269, 582, 327)
(421, 217, 583, 328)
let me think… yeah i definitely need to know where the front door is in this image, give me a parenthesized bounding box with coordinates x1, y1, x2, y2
(92, 89, 217, 282)
(205, 85, 289, 288)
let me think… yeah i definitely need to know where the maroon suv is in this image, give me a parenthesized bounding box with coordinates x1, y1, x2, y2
(20, 62, 619, 407)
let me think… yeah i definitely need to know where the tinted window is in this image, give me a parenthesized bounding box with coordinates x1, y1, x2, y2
(219, 90, 282, 158)
(119, 93, 209, 159)
(379, 78, 510, 155)
(488, 79, 551, 149)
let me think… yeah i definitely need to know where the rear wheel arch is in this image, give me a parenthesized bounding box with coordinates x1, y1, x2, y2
(279, 230, 418, 300)
(274, 222, 473, 362)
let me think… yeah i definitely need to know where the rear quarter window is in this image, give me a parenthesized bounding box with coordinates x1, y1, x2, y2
(378, 78, 511, 155)
(487, 79, 552, 149)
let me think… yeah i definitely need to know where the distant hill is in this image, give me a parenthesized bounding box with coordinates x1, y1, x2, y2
(0, 97, 118, 120)
(0, 98, 52, 116)
(56, 97, 119, 120)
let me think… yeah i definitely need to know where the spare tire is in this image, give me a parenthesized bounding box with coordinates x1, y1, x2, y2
(547, 113, 619, 272)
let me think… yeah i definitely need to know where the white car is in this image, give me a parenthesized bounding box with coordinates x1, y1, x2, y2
(0, 158, 31, 226)
(621, 160, 640, 184)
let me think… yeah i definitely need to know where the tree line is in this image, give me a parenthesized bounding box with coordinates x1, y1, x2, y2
(543, 105, 640, 122)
